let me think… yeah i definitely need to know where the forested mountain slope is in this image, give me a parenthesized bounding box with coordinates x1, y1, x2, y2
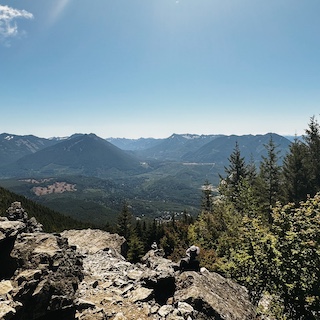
(0, 133, 144, 178)
(0, 185, 90, 232)
(0, 133, 58, 166)
(182, 133, 291, 164)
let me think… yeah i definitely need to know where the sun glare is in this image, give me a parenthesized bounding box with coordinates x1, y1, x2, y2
(48, 0, 70, 25)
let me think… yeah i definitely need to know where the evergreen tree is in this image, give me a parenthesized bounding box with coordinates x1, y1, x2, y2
(182, 209, 193, 224)
(214, 190, 320, 319)
(282, 137, 309, 204)
(247, 154, 258, 186)
(257, 134, 282, 223)
(303, 116, 320, 195)
(141, 220, 154, 251)
(160, 233, 176, 257)
(220, 142, 248, 212)
(188, 199, 241, 271)
(116, 201, 133, 240)
(127, 232, 145, 263)
(200, 180, 214, 213)
(171, 212, 176, 230)
(146, 219, 164, 249)
(236, 177, 260, 218)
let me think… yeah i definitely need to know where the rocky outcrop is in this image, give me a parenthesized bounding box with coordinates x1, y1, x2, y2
(175, 269, 256, 319)
(0, 202, 257, 320)
(0, 203, 83, 320)
(67, 231, 256, 320)
(6, 201, 43, 233)
(61, 229, 127, 257)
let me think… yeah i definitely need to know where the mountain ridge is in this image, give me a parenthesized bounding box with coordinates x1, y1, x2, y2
(0, 132, 292, 176)
(0, 133, 143, 179)
(181, 133, 291, 164)
(0, 133, 58, 166)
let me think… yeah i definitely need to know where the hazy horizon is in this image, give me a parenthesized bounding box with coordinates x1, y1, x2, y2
(1, 130, 303, 141)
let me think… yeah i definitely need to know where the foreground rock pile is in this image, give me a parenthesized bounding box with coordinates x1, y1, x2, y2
(0, 202, 257, 320)
(0, 202, 83, 319)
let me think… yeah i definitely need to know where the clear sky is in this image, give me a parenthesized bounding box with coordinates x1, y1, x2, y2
(0, 0, 319, 139)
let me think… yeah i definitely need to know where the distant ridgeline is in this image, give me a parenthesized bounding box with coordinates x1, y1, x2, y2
(0, 186, 91, 232)
(0, 132, 292, 179)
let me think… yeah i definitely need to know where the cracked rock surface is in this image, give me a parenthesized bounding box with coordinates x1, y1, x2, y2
(64, 229, 256, 320)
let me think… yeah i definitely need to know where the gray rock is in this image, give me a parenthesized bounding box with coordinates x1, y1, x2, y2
(158, 304, 174, 317)
(0, 303, 16, 320)
(1, 231, 83, 319)
(61, 229, 127, 256)
(74, 244, 256, 319)
(0, 219, 26, 240)
(121, 283, 134, 296)
(75, 298, 97, 310)
(113, 312, 127, 320)
(129, 286, 154, 303)
(6, 201, 28, 221)
(16, 269, 42, 285)
(6, 201, 43, 232)
(177, 301, 194, 316)
(175, 271, 256, 320)
(127, 269, 144, 281)
(0, 280, 13, 296)
(167, 315, 184, 320)
(75, 306, 107, 320)
(150, 304, 160, 314)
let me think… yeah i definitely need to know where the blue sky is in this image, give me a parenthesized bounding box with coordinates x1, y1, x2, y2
(0, 0, 319, 138)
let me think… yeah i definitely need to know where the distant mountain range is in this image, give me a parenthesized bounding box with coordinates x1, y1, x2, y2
(106, 137, 162, 151)
(181, 133, 291, 164)
(108, 133, 292, 164)
(0, 132, 293, 180)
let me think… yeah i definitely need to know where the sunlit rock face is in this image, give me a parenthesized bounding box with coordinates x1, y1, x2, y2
(63, 231, 256, 320)
(61, 228, 127, 257)
(0, 202, 257, 320)
(0, 203, 83, 320)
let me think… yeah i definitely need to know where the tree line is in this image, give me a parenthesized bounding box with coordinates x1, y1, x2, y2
(115, 116, 320, 320)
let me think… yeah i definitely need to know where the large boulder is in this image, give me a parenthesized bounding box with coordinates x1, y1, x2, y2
(61, 229, 127, 257)
(140, 250, 256, 319)
(3, 231, 83, 319)
(175, 268, 256, 319)
(0, 217, 25, 241)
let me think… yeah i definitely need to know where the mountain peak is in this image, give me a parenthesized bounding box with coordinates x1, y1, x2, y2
(0, 133, 143, 178)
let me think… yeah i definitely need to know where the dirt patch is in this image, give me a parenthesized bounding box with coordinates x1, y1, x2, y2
(32, 182, 77, 196)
